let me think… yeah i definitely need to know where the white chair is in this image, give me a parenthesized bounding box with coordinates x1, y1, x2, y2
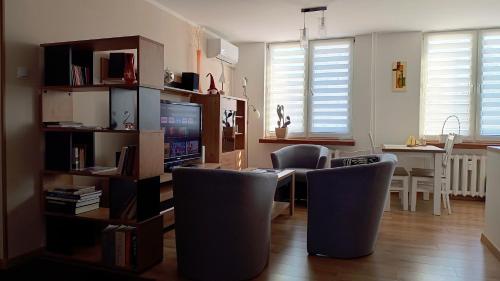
(410, 134, 455, 214)
(372, 133, 410, 212)
(385, 167, 410, 211)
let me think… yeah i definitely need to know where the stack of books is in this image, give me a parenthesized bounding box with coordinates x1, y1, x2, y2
(45, 185, 102, 215)
(72, 144, 87, 169)
(71, 64, 91, 86)
(117, 145, 136, 176)
(102, 225, 137, 269)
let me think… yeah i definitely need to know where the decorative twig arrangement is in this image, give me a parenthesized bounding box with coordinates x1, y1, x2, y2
(276, 105, 291, 128)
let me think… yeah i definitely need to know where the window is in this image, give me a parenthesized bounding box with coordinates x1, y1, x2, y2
(266, 43, 306, 135)
(421, 30, 500, 139)
(266, 38, 353, 137)
(479, 30, 500, 136)
(422, 32, 475, 137)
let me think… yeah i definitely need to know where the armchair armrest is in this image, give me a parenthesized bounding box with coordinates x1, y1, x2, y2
(316, 146, 330, 169)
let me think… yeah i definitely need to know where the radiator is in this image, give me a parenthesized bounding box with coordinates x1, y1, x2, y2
(447, 154, 487, 197)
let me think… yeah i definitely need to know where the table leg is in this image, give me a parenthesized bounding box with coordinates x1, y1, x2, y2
(289, 173, 295, 216)
(433, 154, 442, 216)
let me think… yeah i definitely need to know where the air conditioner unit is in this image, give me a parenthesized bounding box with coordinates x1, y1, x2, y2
(207, 38, 239, 65)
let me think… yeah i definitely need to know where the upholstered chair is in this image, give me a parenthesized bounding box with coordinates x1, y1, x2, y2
(307, 154, 397, 258)
(173, 168, 278, 281)
(271, 144, 330, 200)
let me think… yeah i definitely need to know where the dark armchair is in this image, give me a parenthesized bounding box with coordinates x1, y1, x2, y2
(307, 154, 397, 258)
(173, 168, 278, 281)
(271, 144, 330, 200)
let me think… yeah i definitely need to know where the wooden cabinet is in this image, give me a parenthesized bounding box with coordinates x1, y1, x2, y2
(190, 94, 247, 170)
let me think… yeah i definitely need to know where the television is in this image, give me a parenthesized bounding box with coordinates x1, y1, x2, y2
(160, 101, 202, 171)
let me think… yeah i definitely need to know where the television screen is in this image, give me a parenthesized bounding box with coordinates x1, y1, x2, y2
(160, 101, 202, 165)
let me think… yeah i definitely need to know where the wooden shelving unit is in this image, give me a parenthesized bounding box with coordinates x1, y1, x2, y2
(190, 94, 248, 170)
(40, 36, 164, 273)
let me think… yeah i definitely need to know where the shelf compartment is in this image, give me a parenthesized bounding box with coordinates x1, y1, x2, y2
(42, 36, 164, 90)
(44, 131, 95, 171)
(44, 215, 163, 273)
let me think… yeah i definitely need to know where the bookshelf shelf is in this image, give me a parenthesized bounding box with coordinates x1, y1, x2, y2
(44, 249, 153, 274)
(43, 169, 136, 180)
(44, 208, 162, 227)
(45, 245, 102, 265)
(161, 85, 199, 96)
(44, 249, 152, 274)
(42, 84, 139, 93)
(41, 127, 140, 134)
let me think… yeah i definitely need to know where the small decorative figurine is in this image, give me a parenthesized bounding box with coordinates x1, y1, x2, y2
(206, 73, 218, 95)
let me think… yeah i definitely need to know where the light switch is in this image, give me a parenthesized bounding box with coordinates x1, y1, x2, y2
(16, 67, 28, 79)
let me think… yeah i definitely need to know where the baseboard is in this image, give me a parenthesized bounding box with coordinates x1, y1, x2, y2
(0, 247, 44, 269)
(481, 233, 500, 261)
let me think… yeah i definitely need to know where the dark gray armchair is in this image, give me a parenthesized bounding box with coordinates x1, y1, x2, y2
(271, 144, 330, 200)
(173, 168, 278, 281)
(307, 154, 397, 258)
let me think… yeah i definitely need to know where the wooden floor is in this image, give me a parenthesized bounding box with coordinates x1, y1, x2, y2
(143, 197, 500, 281)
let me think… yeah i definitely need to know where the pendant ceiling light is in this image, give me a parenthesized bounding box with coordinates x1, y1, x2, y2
(299, 6, 327, 49)
(300, 12, 308, 49)
(318, 10, 327, 38)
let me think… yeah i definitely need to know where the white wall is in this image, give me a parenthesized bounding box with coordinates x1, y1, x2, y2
(235, 33, 420, 167)
(373, 32, 422, 146)
(4, 0, 232, 259)
(233, 43, 269, 166)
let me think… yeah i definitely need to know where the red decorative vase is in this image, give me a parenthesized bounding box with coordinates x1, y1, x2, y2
(124, 53, 136, 84)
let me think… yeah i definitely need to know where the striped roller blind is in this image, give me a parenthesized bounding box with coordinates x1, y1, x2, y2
(309, 39, 352, 135)
(480, 30, 500, 136)
(266, 43, 306, 135)
(422, 32, 474, 136)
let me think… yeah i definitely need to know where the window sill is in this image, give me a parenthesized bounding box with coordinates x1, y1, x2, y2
(426, 140, 500, 149)
(259, 137, 355, 146)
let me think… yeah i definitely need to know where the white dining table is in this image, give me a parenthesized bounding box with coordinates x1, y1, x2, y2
(382, 144, 446, 215)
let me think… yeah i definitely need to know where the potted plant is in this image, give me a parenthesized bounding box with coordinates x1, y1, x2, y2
(275, 105, 291, 139)
(222, 110, 235, 137)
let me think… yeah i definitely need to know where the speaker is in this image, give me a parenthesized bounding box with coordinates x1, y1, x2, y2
(108, 53, 125, 78)
(181, 72, 199, 91)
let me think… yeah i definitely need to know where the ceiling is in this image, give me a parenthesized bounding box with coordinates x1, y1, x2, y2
(155, 0, 500, 43)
